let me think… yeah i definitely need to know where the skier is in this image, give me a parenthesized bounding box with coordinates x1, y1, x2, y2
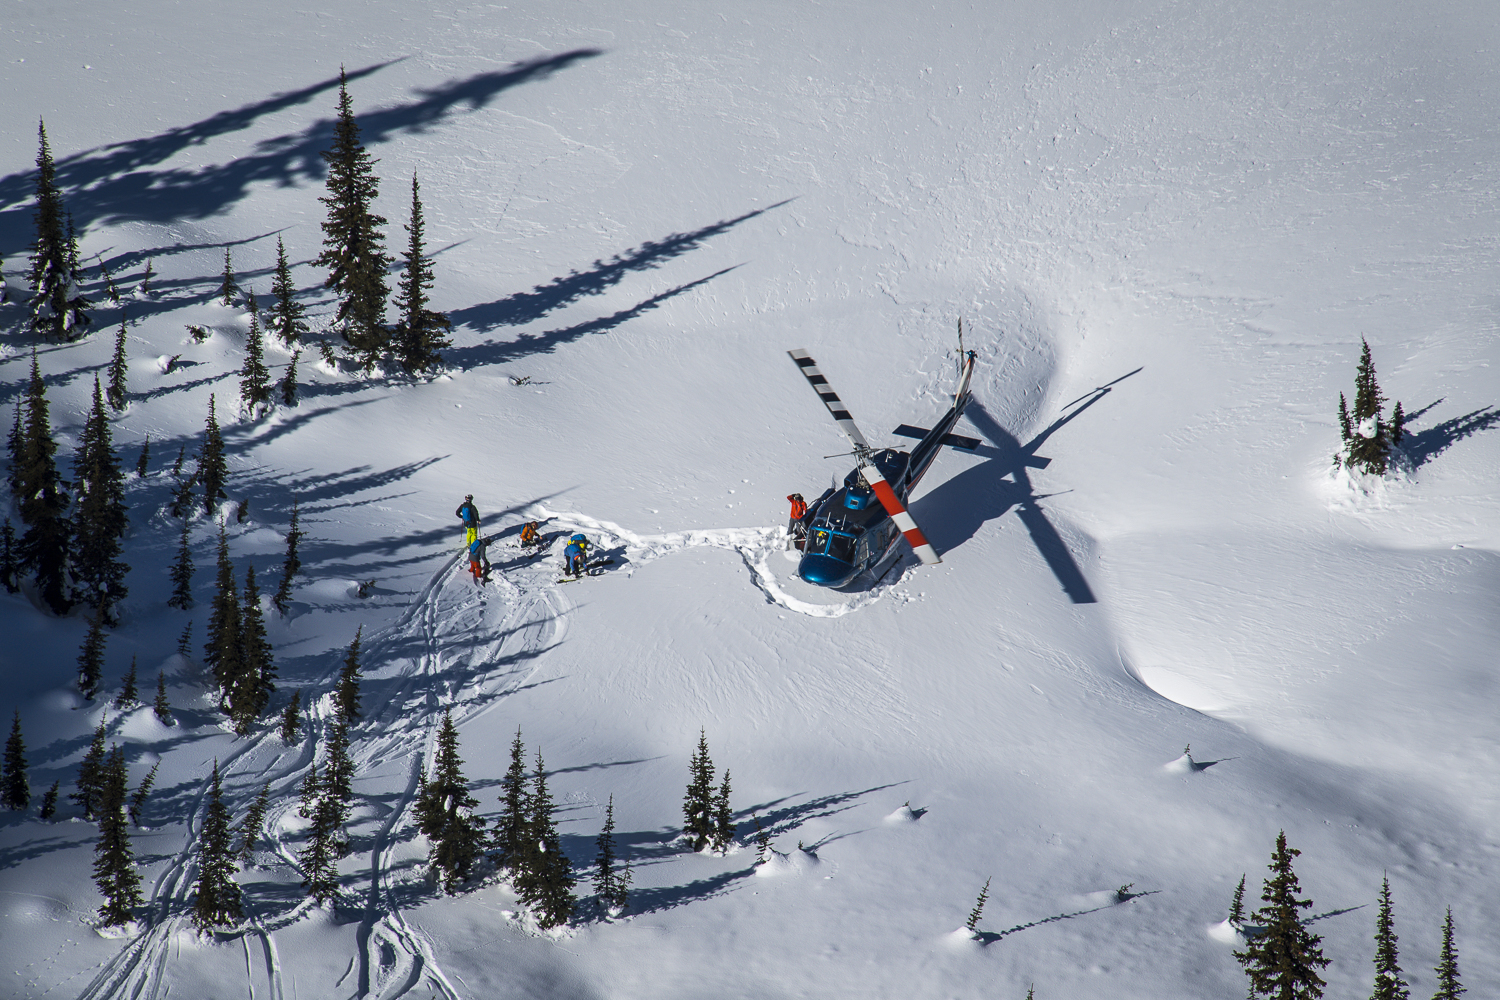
(455, 495, 480, 548)
(786, 493, 808, 551)
(519, 520, 541, 549)
(468, 534, 492, 584)
(562, 533, 590, 577)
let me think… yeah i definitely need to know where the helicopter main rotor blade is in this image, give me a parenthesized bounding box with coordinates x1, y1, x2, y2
(788, 349, 871, 451)
(858, 462, 941, 566)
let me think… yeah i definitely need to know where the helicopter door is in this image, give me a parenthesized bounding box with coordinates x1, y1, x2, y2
(854, 536, 870, 566)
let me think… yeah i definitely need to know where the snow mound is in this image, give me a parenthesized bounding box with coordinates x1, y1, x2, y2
(755, 848, 820, 878)
(942, 927, 982, 952)
(1162, 754, 1194, 774)
(116, 706, 173, 741)
(1206, 919, 1246, 945)
(882, 803, 921, 824)
(95, 920, 144, 940)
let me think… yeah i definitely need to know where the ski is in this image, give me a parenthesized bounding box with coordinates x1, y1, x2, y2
(557, 558, 615, 583)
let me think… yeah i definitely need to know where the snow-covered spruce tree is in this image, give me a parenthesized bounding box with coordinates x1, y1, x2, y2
(271, 501, 303, 615)
(392, 174, 452, 375)
(71, 376, 130, 625)
(1342, 338, 1405, 476)
(15, 353, 72, 614)
(128, 760, 157, 826)
(153, 671, 173, 725)
(3, 711, 30, 810)
(106, 318, 129, 411)
(335, 625, 362, 723)
(236, 781, 272, 862)
(593, 794, 629, 915)
(710, 769, 735, 853)
(520, 748, 574, 928)
(168, 517, 193, 610)
(279, 690, 301, 744)
(493, 727, 530, 873)
(239, 312, 272, 415)
(1433, 908, 1465, 1000)
(228, 563, 274, 734)
(114, 655, 138, 708)
(324, 718, 354, 843)
(205, 526, 241, 700)
(27, 121, 76, 342)
(966, 876, 991, 932)
(1369, 874, 1409, 1000)
(218, 247, 238, 307)
(135, 435, 149, 478)
(1230, 873, 1248, 926)
(269, 236, 308, 347)
(279, 350, 301, 408)
(192, 760, 242, 931)
(63, 213, 92, 336)
(39, 781, 59, 820)
(415, 710, 485, 893)
(77, 606, 106, 700)
(753, 814, 771, 864)
(1234, 831, 1329, 1000)
(197, 394, 228, 517)
(683, 728, 716, 852)
(71, 720, 107, 819)
(316, 68, 391, 371)
(0, 519, 16, 593)
(92, 745, 141, 926)
(300, 777, 342, 904)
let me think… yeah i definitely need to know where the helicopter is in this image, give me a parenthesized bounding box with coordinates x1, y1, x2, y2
(786, 339, 978, 588)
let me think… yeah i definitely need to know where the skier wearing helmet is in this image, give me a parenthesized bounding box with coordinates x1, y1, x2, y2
(456, 495, 480, 547)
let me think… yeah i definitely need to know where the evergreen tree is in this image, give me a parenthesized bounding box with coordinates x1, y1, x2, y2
(683, 728, 715, 852)
(1231, 873, 1248, 925)
(0, 519, 16, 594)
(205, 526, 241, 700)
(753, 814, 771, 864)
(324, 718, 354, 842)
(493, 727, 530, 872)
(1346, 338, 1394, 475)
(298, 760, 321, 820)
(128, 760, 158, 826)
(279, 690, 302, 744)
(218, 247, 239, 307)
(518, 748, 574, 927)
(228, 563, 274, 734)
(168, 462, 197, 519)
(171, 443, 185, 478)
(27, 121, 74, 342)
(239, 312, 271, 414)
(236, 781, 272, 862)
(966, 876, 991, 932)
(415, 710, 485, 893)
(14, 353, 72, 614)
(710, 768, 735, 853)
(316, 69, 391, 370)
(168, 517, 194, 610)
(0, 252, 7, 304)
(2, 711, 30, 810)
(272, 501, 303, 615)
(192, 760, 242, 930)
(278, 349, 301, 408)
(335, 625, 362, 723)
(115, 655, 139, 708)
(77, 606, 106, 700)
(392, 174, 451, 374)
(1432, 908, 1464, 1000)
(72, 720, 107, 819)
(197, 394, 228, 516)
(39, 780, 59, 820)
(1391, 401, 1406, 445)
(1234, 831, 1329, 1000)
(98, 255, 121, 303)
(92, 745, 141, 925)
(153, 671, 174, 725)
(269, 236, 308, 346)
(71, 377, 130, 623)
(593, 794, 629, 914)
(61, 213, 92, 338)
(6, 404, 20, 498)
(177, 620, 192, 657)
(138, 257, 155, 296)
(106, 318, 129, 410)
(1338, 392, 1353, 443)
(300, 780, 341, 904)
(1368, 875, 1409, 1000)
(135, 434, 150, 478)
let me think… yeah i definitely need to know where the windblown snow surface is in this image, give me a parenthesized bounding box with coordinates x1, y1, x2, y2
(2, 1, 1499, 997)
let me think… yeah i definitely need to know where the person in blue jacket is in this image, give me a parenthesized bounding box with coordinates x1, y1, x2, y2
(563, 533, 589, 576)
(456, 495, 480, 547)
(468, 534, 491, 584)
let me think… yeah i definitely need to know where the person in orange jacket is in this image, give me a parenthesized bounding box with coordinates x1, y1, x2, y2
(787, 493, 809, 551)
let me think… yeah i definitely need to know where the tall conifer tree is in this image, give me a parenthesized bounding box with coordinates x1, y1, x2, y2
(236, 781, 272, 862)
(168, 517, 194, 610)
(92, 746, 141, 925)
(683, 729, 716, 852)
(197, 394, 228, 516)
(335, 625, 362, 723)
(114, 655, 139, 708)
(15, 354, 72, 614)
(239, 312, 271, 414)
(77, 606, 106, 700)
(269, 236, 308, 346)
(0, 519, 16, 594)
(192, 761, 242, 930)
(1235, 831, 1329, 1000)
(205, 527, 242, 703)
(218, 247, 239, 306)
(279, 690, 302, 745)
(415, 710, 485, 893)
(2, 711, 30, 810)
(593, 794, 629, 915)
(316, 68, 391, 369)
(1370, 875, 1409, 1000)
(493, 727, 530, 872)
(128, 760, 157, 826)
(71, 376, 130, 624)
(228, 563, 274, 734)
(28, 121, 74, 342)
(272, 502, 303, 614)
(153, 671, 174, 725)
(393, 174, 451, 374)
(521, 748, 574, 928)
(300, 778, 341, 904)
(1432, 908, 1464, 1000)
(279, 350, 301, 408)
(71, 721, 107, 819)
(106, 318, 129, 410)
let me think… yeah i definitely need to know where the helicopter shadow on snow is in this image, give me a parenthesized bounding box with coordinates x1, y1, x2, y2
(913, 368, 1142, 605)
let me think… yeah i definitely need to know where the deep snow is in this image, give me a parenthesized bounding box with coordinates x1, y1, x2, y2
(2, 1, 1499, 998)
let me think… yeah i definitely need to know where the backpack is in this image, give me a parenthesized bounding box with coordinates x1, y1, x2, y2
(520, 521, 540, 546)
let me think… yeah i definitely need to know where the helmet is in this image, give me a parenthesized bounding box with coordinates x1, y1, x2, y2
(465, 494, 473, 501)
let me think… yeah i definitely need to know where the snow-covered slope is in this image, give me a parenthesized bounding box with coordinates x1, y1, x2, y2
(2, 1, 1498, 997)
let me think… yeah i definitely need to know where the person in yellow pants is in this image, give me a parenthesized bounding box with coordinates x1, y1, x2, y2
(456, 494, 480, 547)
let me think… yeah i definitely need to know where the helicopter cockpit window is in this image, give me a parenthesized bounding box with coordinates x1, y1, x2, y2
(810, 529, 831, 554)
(826, 532, 856, 562)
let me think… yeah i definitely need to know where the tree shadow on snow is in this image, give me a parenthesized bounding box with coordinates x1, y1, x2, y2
(1399, 400, 1500, 468)
(978, 889, 1158, 945)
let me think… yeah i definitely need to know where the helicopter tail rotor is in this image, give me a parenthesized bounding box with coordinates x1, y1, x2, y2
(858, 462, 941, 566)
(788, 349, 871, 453)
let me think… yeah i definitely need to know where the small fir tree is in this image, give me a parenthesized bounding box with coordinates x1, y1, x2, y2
(72, 721, 108, 819)
(197, 394, 228, 516)
(753, 814, 771, 864)
(1230, 873, 1248, 926)
(335, 625, 362, 723)
(3, 711, 30, 810)
(15, 353, 72, 615)
(70, 376, 130, 624)
(169, 464, 197, 519)
(98, 256, 120, 303)
(177, 620, 192, 657)
(6, 404, 20, 497)
(1432, 908, 1464, 1000)
(39, 780, 59, 820)
(239, 312, 272, 414)
(138, 257, 155, 296)
(236, 781, 272, 862)
(415, 710, 485, 893)
(1234, 831, 1329, 1000)
(153, 671, 174, 725)
(710, 769, 735, 853)
(60, 213, 92, 337)
(77, 606, 107, 700)
(279, 690, 302, 744)
(128, 760, 158, 826)
(269, 236, 308, 346)
(300, 781, 342, 904)
(324, 718, 354, 842)
(272, 502, 303, 615)
(593, 795, 629, 915)
(1343, 338, 1405, 476)
(279, 349, 301, 408)
(92, 745, 141, 926)
(683, 728, 716, 852)
(27, 121, 74, 342)
(493, 727, 530, 872)
(106, 318, 129, 410)
(192, 761, 243, 930)
(392, 173, 452, 374)
(170, 444, 185, 478)
(0, 519, 16, 593)
(1390, 401, 1406, 445)
(1369, 874, 1409, 1000)
(168, 517, 194, 610)
(135, 435, 150, 478)
(218, 247, 239, 306)
(966, 876, 991, 932)
(298, 761, 321, 820)
(205, 526, 241, 700)
(519, 748, 574, 928)
(115, 655, 139, 708)
(228, 564, 274, 734)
